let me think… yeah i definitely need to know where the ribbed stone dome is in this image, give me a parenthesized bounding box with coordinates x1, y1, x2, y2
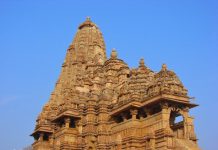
(147, 64, 188, 97)
(104, 49, 129, 71)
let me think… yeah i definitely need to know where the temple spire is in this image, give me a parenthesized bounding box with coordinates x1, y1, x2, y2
(110, 48, 117, 59)
(68, 17, 106, 64)
(139, 58, 145, 68)
(86, 16, 91, 21)
(162, 63, 167, 71)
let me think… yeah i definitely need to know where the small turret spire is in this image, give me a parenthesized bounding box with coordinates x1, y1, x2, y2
(162, 64, 167, 71)
(111, 48, 117, 59)
(86, 16, 91, 21)
(139, 58, 145, 68)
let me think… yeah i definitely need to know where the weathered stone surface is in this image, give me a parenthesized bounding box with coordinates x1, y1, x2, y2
(31, 18, 200, 150)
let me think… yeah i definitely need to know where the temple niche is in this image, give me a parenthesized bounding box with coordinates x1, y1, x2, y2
(31, 18, 200, 150)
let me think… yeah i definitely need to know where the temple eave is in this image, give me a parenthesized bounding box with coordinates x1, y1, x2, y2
(52, 110, 81, 123)
(110, 94, 198, 116)
(31, 126, 53, 136)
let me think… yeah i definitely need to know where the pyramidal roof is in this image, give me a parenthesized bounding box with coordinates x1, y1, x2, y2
(32, 19, 198, 150)
(34, 18, 109, 130)
(51, 17, 107, 102)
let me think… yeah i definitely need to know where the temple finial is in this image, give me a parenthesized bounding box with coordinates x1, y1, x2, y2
(139, 58, 145, 67)
(162, 63, 167, 71)
(86, 16, 91, 21)
(111, 48, 117, 59)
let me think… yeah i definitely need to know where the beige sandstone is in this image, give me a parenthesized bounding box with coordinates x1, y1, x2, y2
(31, 18, 200, 150)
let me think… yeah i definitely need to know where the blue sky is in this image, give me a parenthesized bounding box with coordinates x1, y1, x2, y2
(0, 0, 217, 149)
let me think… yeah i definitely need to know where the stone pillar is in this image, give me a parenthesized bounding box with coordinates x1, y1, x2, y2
(181, 107, 189, 139)
(143, 108, 151, 117)
(84, 98, 97, 150)
(161, 103, 174, 149)
(130, 109, 138, 120)
(97, 102, 110, 149)
(64, 117, 71, 128)
(160, 102, 170, 129)
(139, 113, 144, 120)
(39, 132, 44, 141)
(78, 104, 85, 149)
(121, 112, 128, 121)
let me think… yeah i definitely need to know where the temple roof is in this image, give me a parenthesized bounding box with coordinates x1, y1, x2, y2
(147, 64, 188, 98)
(70, 17, 106, 64)
(32, 19, 196, 137)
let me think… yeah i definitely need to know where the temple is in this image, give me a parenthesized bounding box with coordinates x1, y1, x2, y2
(31, 18, 200, 150)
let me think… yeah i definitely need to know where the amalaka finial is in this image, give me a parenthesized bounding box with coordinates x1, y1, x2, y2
(86, 16, 91, 21)
(162, 63, 167, 71)
(139, 58, 145, 67)
(111, 48, 117, 59)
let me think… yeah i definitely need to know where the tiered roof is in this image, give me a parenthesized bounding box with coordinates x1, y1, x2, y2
(32, 17, 196, 136)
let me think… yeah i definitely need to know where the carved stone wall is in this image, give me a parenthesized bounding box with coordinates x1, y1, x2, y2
(31, 18, 200, 150)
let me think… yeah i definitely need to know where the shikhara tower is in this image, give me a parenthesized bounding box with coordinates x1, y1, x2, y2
(31, 18, 200, 150)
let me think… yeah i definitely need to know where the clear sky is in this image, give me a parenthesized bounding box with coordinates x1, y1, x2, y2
(0, 0, 217, 149)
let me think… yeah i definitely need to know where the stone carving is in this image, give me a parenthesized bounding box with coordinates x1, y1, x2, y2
(31, 18, 200, 150)
(147, 64, 188, 98)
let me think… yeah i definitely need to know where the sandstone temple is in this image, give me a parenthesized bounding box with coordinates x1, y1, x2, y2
(31, 18, 200, 150)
